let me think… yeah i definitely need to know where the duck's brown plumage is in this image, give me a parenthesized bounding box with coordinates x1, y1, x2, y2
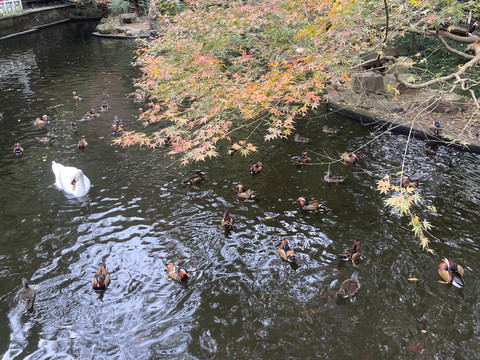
(342, 152, 359, 165)
(92, 265, 111, 290)
(166, 262, 189, 282)
(439, 257, 465, 288)
(250, 162, 263, 175)
(236, 184, 255, 199)
(19, 278, 36, 310)
(183, 170, 205, 184)
(339, 240, 360, 266)
(324, 170, 345, 183)
(337, 271, 360, 298)
(278, 238, 294, 261)
(221, 207, 234, 230)
(294, 133, 310, 143)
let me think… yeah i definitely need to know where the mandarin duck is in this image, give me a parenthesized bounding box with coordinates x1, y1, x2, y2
(297, 151, 310, 164)
(323, 125, 339, 134)
(100, 100, 111, 111)
(227, 137, 237, 156)
(324, 170, 345, 183)
(296, 196, 319, 212)
(183, 170, 205, 185)
(278, 238, 295, 262)
(235, 184, 256, 200)
(34, 115, 50, 126)
(339, 239, 360, 266)
(294, 133, 310, 143)
(92, 264, 111, 290)
(221, 207, 234, 230)
(72, 91, 83, 102)
(438, 257, 465, 288)
(70, 121, 78, 135)
(78, 137, 88, 150)
(18, 278, 36, 310)
(166, 262, 190, 282)
(342, 152, 358, 165)
(337, 271, 360, 298)
(250, 162, 263, 175)
(430, 120, 441, 136)
(13, 143, 24, 155)
(401, 174, 419, 189)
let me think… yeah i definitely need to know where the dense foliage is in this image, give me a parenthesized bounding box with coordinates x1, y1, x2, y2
(118, 0, 480, 163)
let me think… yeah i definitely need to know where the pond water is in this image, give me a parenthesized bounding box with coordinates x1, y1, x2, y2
(1, 21, 480, 359)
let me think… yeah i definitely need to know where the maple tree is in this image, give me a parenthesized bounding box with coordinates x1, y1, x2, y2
(117, 0, 480, 164)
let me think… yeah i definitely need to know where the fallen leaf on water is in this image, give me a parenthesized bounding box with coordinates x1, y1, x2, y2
(426, 248, 436, 255)
(408, 278, 419, 281)
(18, 119, 21, 122)
(421, 329, 427, 334)
(264, 216, 273, 220)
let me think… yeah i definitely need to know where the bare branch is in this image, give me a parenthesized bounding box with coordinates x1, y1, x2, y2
(395, 44, 480, 89)
(436, 33, 475, 59)
(407, 27, 475, 43)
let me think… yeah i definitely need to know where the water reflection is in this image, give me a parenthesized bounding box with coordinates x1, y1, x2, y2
(1, 20, 480, 360)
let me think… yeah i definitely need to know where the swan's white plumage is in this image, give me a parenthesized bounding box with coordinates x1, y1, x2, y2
(52, 161, 91, 197)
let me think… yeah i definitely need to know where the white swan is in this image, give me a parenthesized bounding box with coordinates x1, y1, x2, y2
(52, 161, 91, 197)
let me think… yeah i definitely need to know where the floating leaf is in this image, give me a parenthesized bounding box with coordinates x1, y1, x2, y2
(421, 330, 427, 334)
(408, 278, 419, 281)
(264, 216, 273, 220)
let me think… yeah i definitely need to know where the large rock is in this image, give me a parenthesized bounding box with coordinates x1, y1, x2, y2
(351, 71, 385, 94)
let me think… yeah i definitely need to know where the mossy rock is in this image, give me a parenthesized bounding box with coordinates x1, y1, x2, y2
(97, 22, 124, 34)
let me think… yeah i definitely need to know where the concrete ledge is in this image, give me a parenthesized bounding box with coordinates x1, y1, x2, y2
(327, 99, 480, 154)
(0, 4, 74, 38)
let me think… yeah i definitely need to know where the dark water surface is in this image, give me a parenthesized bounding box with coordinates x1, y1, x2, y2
(1, 22, 480, 359)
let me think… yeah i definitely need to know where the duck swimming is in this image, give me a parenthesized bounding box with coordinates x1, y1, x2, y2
(100, 100, 111, 111)
(183, 170, 205, 185)
(401, 174, 419, 189)
(337, 271, 360, 298)
(438, 257, 465, 288)
(52, 161, 91, 197)
(70, 121, 78, 135)
(294, 133, 310, 143)
(72, 91, 83, 102)
(227, 137, 237, 156)
(324, 170, 345, 183)
(235, 184, 256, 200)
(297, 151, 310, 164)
(250, 162, 263, 175)
(92, 264, 111, 290)
(13, 143, 24, 155)
(323, 126, 338, 134)
(34, 115, 50, 126)
(342, 152, 359, 165)
(221, 207, 234, 230)
(166, 262, 190, 282)
(18, 278, 36, 310)
(78, 137, 88, 151)
(296, 196, 319, 212)
(278, 238, 295, 262)
(339, 239, 360, 266)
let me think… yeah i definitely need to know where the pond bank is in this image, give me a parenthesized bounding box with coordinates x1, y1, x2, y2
(327, 85, 480, 153)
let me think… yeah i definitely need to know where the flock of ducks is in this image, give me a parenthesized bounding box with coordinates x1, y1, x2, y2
(12, 92, 123, 157)
(14, 103, 462, 309)
(12, 91, 129, 309)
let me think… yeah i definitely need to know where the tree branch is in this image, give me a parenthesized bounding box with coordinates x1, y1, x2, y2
(407, 27, 475, 43)
(436, 32, 474, 59)
(395, 44, 480, 89)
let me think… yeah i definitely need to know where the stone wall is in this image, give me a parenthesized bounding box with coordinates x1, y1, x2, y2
(0, 4, 74, 39)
